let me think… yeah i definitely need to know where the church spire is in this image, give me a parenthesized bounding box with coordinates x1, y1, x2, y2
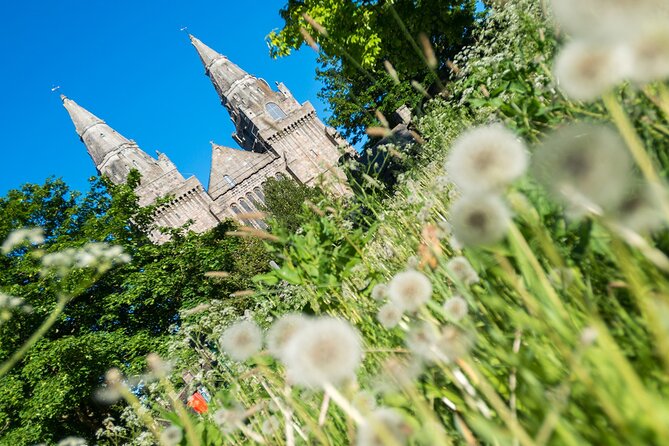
(61, 95, 133, 166)
(189, 34, 249, 101)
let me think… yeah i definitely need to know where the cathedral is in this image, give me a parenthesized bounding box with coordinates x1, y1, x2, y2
(61, 35, 351, 242)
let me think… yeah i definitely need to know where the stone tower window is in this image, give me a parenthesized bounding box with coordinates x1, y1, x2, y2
(266, 102, 287, 121)
(224, 175, 236, 187)
(239, 198, 253, 213)
(254, 187, 265, 203)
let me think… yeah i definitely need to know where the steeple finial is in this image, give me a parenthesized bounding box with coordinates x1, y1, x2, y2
(189, 34, 224, 71)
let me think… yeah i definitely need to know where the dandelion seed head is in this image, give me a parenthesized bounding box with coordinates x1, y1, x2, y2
(160, 425, 183, 446)
(449, 194, 511, 247)
(446, 256, 479, 285)
(57, 437, 87, 446)
(532, 124, 633, 214)
(213, 406, 246, 433)
(387, 269, 432, 312)
(352, 390, 378, 414)
(628, 24, 669, 84)
(372, 283, 388, 302)
(609, 183, 664, 234)
(357, 408, 412, 446)
(377, 302, 404, 329)
(283, 317, 362, 388)
(406, 322, 439, 361)
(443, 296, 469, 321)
(267, 313, 310, 361)
(436, 326, 473, 362)
(261, 415, 281, 436)
(554, 40, 631, 101)
(446, 124, 528, 193)
(219, 320, 263, 361)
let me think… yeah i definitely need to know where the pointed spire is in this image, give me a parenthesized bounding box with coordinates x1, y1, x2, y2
(61, 95, 106, 137)
(189, 34, 224, 70)
(61, 95, 132, 166)
(189, 34, 249, 100)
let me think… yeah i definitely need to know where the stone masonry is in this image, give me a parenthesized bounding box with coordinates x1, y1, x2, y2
(62, 35, 351, 242)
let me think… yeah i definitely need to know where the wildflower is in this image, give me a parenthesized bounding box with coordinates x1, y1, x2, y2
(628, 24, 669, 84)
(213, 406, 247, 433)
(377, 302, 404, 329)
(387, 269, 433, 312)
(219, 320, 263, 361)
(436, 326, 473, 362)
(57, 437, 87, 446)
(1, 227, 44, 254)
(406, 322, 439, 361)
(267, 313, 310, 361)
(449, 194, 511, 247)
(446, 124, 528, 193)
(446, 256, 479, 285)
(532, 124, 633, 214)
(160, 425, 183, 446)
(443, 296, 468, 321)
(580, 326, 599, 346)
(261, 415, 281, 436)
(554, 40, 630, 102)
(283, 317, 362, 388)
(357, 408, 412, 446)
(370, 283, 387, 301)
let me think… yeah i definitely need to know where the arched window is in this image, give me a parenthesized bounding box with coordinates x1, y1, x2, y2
(275, 172, 285, 180)
(266, 102, 287, 121)
(231, 204, 241, 214)
(224, 175, 236, 187)
(246, 192, 260, 207)
(254, 187, 265, 203)
(239, 198, 253, 213)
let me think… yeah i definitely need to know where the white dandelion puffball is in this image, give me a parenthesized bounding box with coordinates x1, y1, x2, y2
(219, 320, 263, 361)
(554, 40, 631, 102)
(532, 124, 633, 213)
(377, 302, 404, 329)
(449, 194, 511, 247)
(387, 269, 433, 312)
(549, 0, 660, 38)
(261, 415, 281, 436)
(267, 313, 310, 362)
(371, 283, 388, 301)
(406, 322, 439, 362)
(443, 296, 468, 321)
(446, 256, 479, 285)
(436, 326, 473, 362)
(283, 317, 362, 388)
(357, 408, 412, 446)
(610, 183, 664, 234)
(628, 24, 669, 84)
(446, 124, 528, 193)
(160, 425, 183, 446)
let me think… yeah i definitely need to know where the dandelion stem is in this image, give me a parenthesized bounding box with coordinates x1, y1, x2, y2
(322, 382, 365, 426)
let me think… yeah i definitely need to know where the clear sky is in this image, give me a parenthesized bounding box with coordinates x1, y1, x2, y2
(0, 0, 328, 196)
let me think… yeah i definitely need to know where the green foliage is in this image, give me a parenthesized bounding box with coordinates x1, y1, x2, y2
(268, 0, 478, 142)
(0, 177, 270, 445)
(260, 177, 323, 232)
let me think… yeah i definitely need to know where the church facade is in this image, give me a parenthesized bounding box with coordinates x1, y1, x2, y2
(61, 35, 351, 243)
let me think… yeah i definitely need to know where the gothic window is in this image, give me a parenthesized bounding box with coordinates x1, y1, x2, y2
(275, 172, 285, 180)
(246, 192, 259, 206)
(231, 204, 241, 214)
(254, 187, 265, 203)
(266, 102, 287, 121)
(239, 198, 253, 213)
(224, 175, 236, 187)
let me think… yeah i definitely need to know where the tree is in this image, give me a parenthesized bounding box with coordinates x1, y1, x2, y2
(267, 0, 478, 143)
(261, 177, 323, 232)
(0, 176, 269, 445)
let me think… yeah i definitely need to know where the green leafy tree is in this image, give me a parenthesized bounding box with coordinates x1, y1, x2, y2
(268, 0, 478, 143)
(261, 177, 323, 232)
(0, 176, 269, 445)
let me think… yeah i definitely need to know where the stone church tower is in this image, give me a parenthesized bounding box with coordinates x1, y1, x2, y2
(62, 34, 350, 242)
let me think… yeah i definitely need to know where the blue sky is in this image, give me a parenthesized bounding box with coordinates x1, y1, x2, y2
(0, 0, 328, 195)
